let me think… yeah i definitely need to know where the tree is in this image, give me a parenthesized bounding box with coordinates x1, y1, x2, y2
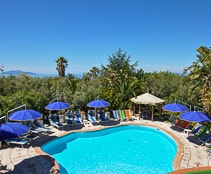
(89, 66, 100, 78)
(101, 48, 142, 109)
(184, 46, 211, 112)
(56, 56, 68, 77)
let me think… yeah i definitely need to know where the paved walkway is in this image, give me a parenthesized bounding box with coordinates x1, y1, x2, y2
(1, 119, 211, 174)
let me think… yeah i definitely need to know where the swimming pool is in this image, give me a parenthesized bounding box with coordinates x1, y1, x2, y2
(42, 125, 177, 174)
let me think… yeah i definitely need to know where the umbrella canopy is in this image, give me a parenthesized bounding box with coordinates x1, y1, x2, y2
(0, 122, 30, 141)
(179, 111, 211, 123)
(131, 93, 164, 105)
(87, 100, 110, 108)
(131, 93, 164, 121)
(163, 103, 189, 112)
(45, 101, 70, 110)
(9, 109, 42, 121)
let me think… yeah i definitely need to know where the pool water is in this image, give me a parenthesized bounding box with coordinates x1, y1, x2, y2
(42, 125, 177, 174)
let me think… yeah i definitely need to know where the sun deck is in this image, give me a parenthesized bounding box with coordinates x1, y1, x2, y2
(0, 119, 211, 173)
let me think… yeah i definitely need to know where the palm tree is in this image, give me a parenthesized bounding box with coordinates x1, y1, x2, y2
(184, 46, 211, 112)
(56, 56, 68, 77)
(89, 66, 100, 78)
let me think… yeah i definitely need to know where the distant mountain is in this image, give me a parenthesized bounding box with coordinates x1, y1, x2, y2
(4, 70, 36, 75)
(2, 70, 83, 78)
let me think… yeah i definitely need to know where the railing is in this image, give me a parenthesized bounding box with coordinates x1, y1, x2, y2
(49, 97, 58, 103)
(194, 106, 204, 112)
(174, 99, 192, 111)
(6, 104, 26, 122)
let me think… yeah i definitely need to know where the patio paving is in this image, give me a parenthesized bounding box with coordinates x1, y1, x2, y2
(0, 119, 211, 173)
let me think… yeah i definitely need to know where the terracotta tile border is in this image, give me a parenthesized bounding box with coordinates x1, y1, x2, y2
(34, 122, 210, 173)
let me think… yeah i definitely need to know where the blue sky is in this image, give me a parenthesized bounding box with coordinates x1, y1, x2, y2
(0, 0, 211, 74)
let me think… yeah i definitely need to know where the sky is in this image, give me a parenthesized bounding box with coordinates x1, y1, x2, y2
(0, 0, 211, 75)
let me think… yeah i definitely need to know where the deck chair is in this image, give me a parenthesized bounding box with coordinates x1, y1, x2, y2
(75, 116, 84, 126)
(49, 114, 64, 129)
(125, 109, 133, 120)
(177, 121, 190, 131)
(99, 111, 108, 124)
(26, 121, 44, 135)
(174, 119, 183, 127)
(200, 132, 211, 145)
(66, 112, 75, 118)
(88, 112, 99, 125)
(112, 110, 120, 120)
(74, 110, 81, 118)
(66, 117, 75, 126)
(33, 119, 51, 133)
(142, 112, 150, 120)
(187, 123, 202, 136)
(6, 138, 29, 148)
(119, 110, 127, 121)
(172, 119, 184, 130)
(196, 126, 208, 139)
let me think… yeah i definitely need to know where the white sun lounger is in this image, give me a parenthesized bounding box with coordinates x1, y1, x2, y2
(6, 138, 29, 148)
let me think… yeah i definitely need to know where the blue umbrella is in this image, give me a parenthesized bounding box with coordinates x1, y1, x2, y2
(163, 103, 188, 112)
(179, 111, 211, 123)
(9, 109, 42, 121)
(87, 99, 110, 108)
(45, 101, 70, 110)
(0, 122, 30, 141)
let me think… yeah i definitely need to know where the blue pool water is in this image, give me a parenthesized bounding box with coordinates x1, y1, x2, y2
(42, 125, 177, 174)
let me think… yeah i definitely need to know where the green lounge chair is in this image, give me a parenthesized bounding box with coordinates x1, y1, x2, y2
(196, 126, 208, 139)
(119, 110, 127, 121)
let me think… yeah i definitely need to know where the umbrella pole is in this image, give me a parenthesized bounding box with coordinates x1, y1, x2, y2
(151, 105, 154, 121)
(134, 104, 136, 115)
(139, 105, 141, 113)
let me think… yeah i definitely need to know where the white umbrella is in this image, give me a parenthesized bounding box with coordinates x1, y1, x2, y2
(131, 93, 164, 105)
(131, 93, 165, 121)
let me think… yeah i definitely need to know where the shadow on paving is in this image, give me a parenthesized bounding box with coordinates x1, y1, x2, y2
(29, 134, 58, 147)
(6, 155, 57, 174)
(187, 135, 204, 146)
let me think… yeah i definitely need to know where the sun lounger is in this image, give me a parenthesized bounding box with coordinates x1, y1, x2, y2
(49, 114, 64, 129)
(112, 110, 120, 120)
(66, 112, 75, 119)
(88, 114, 99, 125)
(49, 119, 64, 129)
(142, 112, 150, 120)
(172, 119, 185, 130)
(177, 121, 190, 131)
(200, 132, 211, 145)
(174, 119, 183, 127)
(25, 121, 45, 135)
(66, 117, 75, 126)
(99, 114, 107, 122)
(6, 138, 29, 148)
(185, 123, 202, 136)
(99, 111, 109, 124)
(125, 109, 133, 120)
(196, 126, 208, 139)
(74, 110, 81, 118)
(23, 133, 39, 142)
(75, 116, 84, 126)
(119, 110, 127, 121)
(33, 119, 51, 133)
